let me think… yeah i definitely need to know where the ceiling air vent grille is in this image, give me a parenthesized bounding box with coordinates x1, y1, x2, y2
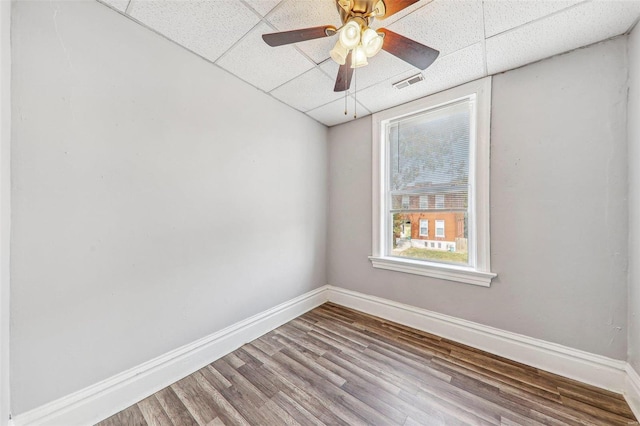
(392, 73, 424, 90)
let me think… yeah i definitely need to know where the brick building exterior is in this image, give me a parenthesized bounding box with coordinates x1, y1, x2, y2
(393, 189, 467, 252)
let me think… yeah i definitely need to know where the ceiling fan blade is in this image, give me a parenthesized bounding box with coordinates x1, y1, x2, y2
(378, 0, 420, 19)
(262, 26, 336, 47)
(334, 52, 354, 92)
(379, 29, 439, 70)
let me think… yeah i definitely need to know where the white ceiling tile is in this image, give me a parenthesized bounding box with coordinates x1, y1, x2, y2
(306, 96, 371, 126)
(128, 0, 260, 62)
(270, 68, 343, 112)
(243, 0, 282, 17)
(217, 22, 315, 92)
(266, 0, 342, 63)
(387, 0, 484, 57)
(98, 0, 130, 13)
(371, 0, 433, 29)
(356, 42, 486, 113)
(295, 37, 336, 64)
(486, 0, 640, 75)
(118, 0, 640, 117)
(320, 50, 414, 91)
(483, 0, 582, 38)
(267, 0, 342, 31)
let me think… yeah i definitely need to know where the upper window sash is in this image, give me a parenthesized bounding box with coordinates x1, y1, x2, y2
(419, 219, 428, 236)
(370, 77, 496, 287)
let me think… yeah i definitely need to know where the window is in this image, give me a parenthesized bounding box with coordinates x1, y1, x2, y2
(370, 78, 496, 287)
(401, 195, 410, 209)
(419, 219, 428, 237)
(419, 195, 428, 209)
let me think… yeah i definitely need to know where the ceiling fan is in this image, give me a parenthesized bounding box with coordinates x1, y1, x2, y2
(262, 0, 440, 93)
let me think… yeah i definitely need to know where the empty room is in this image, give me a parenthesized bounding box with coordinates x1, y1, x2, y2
(2, 0, 640, 424)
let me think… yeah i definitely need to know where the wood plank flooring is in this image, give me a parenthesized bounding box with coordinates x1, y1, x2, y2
(97, 303, 638, 425)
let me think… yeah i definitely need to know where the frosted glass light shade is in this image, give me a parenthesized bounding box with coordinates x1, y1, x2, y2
(362, 28, 383, 57)
(352, 45, 368, 68)
(339, 20, 361, 50)
(330, 41, 348, 65)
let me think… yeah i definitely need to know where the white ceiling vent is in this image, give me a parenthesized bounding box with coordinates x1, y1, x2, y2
(392, 73, 424, 90)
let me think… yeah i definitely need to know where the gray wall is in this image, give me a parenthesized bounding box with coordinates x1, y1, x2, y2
(629, 23, 640, 373)
(11, 0, 327, 414)
(328, 37, 629, 360)
(0, 0, 10, 424)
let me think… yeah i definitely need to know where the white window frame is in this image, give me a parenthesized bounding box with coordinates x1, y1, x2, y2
(370, 77, 496, 287)
(401, 195, 410, 209)
(419, 195, 428, 209)
(435, 220, 445, 238)
(419, 219, 428, 237)
(435, 194, 445, 209)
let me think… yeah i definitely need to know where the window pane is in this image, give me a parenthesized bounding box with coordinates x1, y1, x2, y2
(419, 219, 428, 236)
(388, 100, 470, 266)
(419, 195, 428, 209)
(401, 195, 410, 209)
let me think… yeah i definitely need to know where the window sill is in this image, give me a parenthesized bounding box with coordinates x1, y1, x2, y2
(368, 256, 496, 287)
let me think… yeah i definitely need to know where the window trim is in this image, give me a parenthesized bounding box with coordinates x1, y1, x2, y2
(401, 195, 410, 209)
(370, 77, 496, 287)
(435, 220, 445, 238)
(419, 195, 428, 209)
(419, 219, 428, 237)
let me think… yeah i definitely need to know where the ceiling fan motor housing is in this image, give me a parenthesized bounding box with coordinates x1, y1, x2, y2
(336, 0, 379, 25)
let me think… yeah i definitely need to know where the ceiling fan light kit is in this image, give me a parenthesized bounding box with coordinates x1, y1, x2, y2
(330, 41, 348, 65)
(352, 45, 368, 68)
(362, 27, 384, 57)
(262, 0, 440, 100)
(339, 20, 362, 49)
(333, 18, 382, 68)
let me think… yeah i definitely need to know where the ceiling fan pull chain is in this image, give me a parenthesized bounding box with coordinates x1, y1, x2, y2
(344, 89, 348, 115)
(354, 66, 357, 119)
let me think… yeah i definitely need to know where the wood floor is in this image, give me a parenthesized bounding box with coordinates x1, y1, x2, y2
(97, 303, 638, 426)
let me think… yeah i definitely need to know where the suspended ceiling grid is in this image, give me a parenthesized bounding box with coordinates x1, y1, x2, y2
(97, 0, 640, 126)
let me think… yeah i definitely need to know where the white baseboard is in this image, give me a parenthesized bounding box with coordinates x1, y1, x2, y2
(11, 285, 639, 425)
(326, 286, 628, 394)
(626, 364, 640, 419)
(11, 286, 329, 426)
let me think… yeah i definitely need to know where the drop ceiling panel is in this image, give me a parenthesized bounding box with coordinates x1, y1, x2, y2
(356, 42, 485, 113)
(483, 0, 582, 38)
(243, 0, 281, 17)
(128, 0, 260, 62)
(292, 37, 336, 64)
(307, 96, 371, 126)
(320, 50, 414, 92)
(266, 0, 342, 63)
(99, 0, 129, 13)
(97, 0, 640, 127)
(217, 22, 316, 92)
(267, 0, 342, 32)
(486, 0, 640, 75)
(371, 0, 432, 29)
(270, 68, 343, 112)
(387, 0, 484, 57)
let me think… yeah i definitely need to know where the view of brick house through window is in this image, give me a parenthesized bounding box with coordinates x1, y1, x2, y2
(390, 99, 470, 265)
